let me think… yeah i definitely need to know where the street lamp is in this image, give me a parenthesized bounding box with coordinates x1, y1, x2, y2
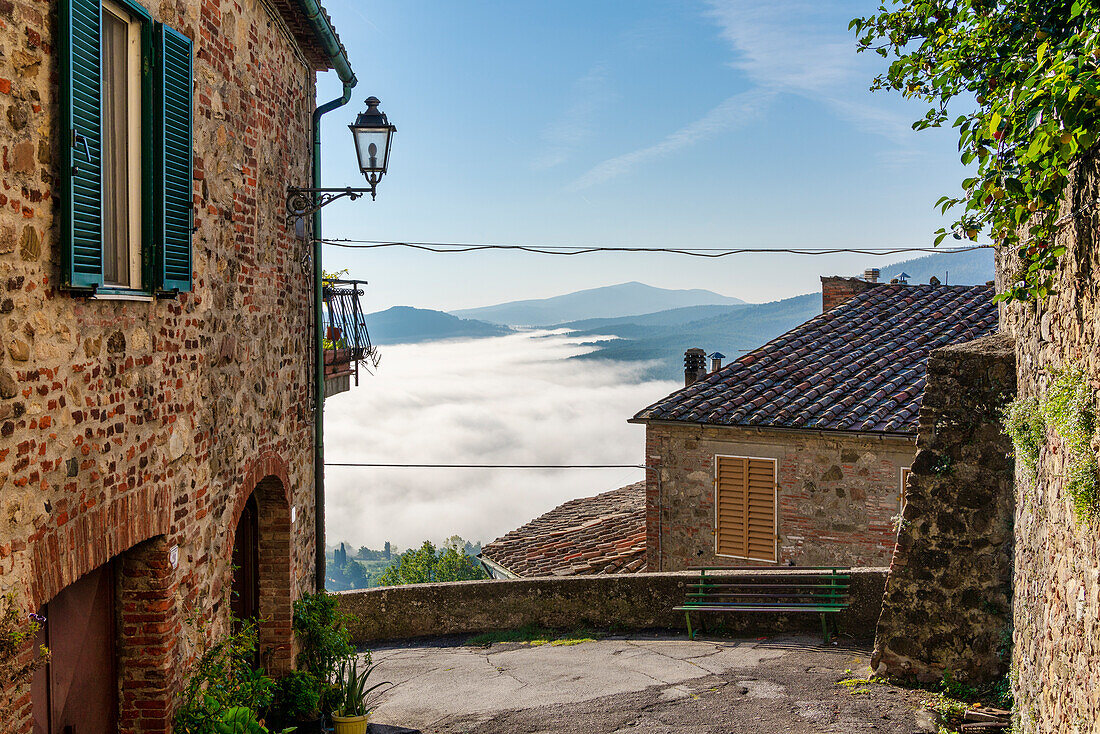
(286, 96, 396, 222)
(349, 96, 397, 190)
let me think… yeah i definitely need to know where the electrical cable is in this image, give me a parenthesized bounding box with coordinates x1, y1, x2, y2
(325, 463, 648, 469)
(321, 239, 991, 258)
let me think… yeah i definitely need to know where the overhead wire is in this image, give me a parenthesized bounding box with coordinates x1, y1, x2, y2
(321, 238, 992, 258)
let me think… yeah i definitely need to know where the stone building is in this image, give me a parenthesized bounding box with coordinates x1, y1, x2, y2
(0, 1, 360, 731)
(631, 277, 998, 571)
(996, 152, 1100, 733)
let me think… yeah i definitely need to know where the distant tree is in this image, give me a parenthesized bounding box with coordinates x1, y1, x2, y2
(375, 540, 489, 587)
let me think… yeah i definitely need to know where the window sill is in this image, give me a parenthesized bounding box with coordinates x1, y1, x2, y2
(90, 290, 155, 302)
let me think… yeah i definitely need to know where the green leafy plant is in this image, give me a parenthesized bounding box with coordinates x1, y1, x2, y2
(213, 707, 284, 734)
(0, 593, 49, 711)
(330, 655, 390, 718)
(851, 1, 1100, 302)
(1003, 366, 1099, 520)
(174, 618, 276, 734)
(266, 669, 321, 725)
(293, 591, 356, 715)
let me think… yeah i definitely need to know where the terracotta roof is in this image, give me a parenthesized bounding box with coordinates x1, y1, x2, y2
(633, 284, 998, 434)
(481, 483, 646, 577)
(268, 1, 347, 71)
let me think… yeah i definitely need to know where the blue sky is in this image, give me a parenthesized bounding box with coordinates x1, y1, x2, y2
(315, 1, 970, 312)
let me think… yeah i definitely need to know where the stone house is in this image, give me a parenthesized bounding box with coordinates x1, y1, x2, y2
(630, 276, 998, 571)
(0, 1, 362, 731)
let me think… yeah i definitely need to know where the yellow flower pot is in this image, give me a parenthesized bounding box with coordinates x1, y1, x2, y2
(331, 713, 370, 734)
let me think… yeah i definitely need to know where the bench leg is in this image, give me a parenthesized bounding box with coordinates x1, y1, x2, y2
(685, 611, 694, 640)
(820, 613, 830, 645)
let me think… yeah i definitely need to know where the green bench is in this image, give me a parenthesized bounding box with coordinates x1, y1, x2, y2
(674, 567, 851, 644)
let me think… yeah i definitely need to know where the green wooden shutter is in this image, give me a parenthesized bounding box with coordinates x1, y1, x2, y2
(60, 0, 104, 290)
(154, 23, 193, 294)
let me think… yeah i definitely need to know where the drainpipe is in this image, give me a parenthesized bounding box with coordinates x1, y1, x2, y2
(293, 0, 358, 592)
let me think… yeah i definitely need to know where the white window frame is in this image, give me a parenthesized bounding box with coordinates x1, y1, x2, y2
(101, 0, 143, 289)
(713, 454, 779, 563)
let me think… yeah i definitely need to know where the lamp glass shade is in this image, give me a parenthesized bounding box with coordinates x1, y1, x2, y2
(351, 126, 393, 175)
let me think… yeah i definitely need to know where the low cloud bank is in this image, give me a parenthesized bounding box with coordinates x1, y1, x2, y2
(324, 331, 678, 551)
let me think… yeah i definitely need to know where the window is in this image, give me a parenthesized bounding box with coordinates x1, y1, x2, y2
(60, 0, 193, 295)
(715, 455, 777, 562)
(101, 0, 142, 288)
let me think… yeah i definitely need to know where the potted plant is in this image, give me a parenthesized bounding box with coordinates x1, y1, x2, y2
(329, 657, 390, 734)
(292, 592, 357, 724)
(266, 669, 323, 733)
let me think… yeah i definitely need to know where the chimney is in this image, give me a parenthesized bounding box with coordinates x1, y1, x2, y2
(896, 271, 910, 285)
(820, 272, 883, 313)
(684, 348, 706, 387)
(708, 352, 725, 373)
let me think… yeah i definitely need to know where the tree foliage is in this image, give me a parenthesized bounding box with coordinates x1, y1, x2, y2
(375, 540, 489, 586)
(852, 0, 1100, 301)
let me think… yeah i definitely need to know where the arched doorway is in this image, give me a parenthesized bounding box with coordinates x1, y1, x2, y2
(231, 492, 260, 625)
(229, 471, 294, 674)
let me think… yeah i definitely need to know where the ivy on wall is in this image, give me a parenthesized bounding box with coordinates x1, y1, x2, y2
(852, 1, 1100, 302)
(1004, 366, 1100, 520)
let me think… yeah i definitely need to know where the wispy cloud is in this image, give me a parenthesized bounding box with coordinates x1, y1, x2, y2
(569, 89, 774, 190)
(572, 0, 916, 190)
(533, 65, 614, 171)
(704, 0, 915, 144)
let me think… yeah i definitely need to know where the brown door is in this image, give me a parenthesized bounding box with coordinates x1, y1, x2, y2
(231, 493, 260, 624)
(32, 561, 119, 734)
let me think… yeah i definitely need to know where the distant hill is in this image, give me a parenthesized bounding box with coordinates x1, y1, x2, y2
(878, 247, 993, 286)
(451, 282, 744, 326)
(573, 293, 820, 380)
(366, 306, 513, 345)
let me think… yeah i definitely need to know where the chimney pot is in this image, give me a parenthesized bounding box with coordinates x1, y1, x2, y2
(708, 352, 725, 373)
(684, 348, 706, 387)
(863, 268, 880, 283)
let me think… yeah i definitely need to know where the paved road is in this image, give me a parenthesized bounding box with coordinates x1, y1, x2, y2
(365, 634, 937, 733)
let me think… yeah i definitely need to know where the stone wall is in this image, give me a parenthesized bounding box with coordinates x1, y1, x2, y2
(643, 423, 913, 570)
(871, 334, 1016, 684)
(998, 151, 1100, 733)
(336, 569, 889, 644)
(0, 1, 322, 731)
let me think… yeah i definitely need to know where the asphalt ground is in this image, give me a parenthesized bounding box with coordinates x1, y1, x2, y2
(365, 633, 939, 734)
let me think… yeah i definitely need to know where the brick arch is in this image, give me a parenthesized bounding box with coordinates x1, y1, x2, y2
(27, 483, 171, 610)
(227, 452, 295, 674)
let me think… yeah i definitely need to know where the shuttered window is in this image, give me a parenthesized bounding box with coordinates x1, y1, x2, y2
(60, 0, 193, 295)
(715, 455, 777, 562)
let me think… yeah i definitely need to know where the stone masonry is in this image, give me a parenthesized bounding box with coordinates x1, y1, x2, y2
(872, 334, 1016, 684)
(998, 150, 1100, 733)
(644, 423, 913, 570)
(0, 1, 328, 731)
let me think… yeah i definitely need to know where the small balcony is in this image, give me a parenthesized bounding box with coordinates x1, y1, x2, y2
(322, 278, 378, 398)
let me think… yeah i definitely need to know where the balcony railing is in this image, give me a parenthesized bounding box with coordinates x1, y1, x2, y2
(322, 278, 379, 392)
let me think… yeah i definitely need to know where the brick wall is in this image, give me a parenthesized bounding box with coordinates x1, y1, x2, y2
(820, 275, 882, 312)
(997, 151, 1100, 733)
(872, 334, 1016, 684)
(644, 423, 914, 571)
(0, 1, 321, 731)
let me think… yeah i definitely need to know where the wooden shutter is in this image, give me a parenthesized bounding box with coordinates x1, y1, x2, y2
(154, 23, 193, 293)
(715, 456, 777, 561)
(60, 0, 104, 290)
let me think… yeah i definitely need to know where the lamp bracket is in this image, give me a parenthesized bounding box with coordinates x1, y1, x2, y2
(286, 185, 377, 224)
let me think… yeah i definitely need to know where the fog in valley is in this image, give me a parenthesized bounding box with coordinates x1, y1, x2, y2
(323, 331, 678, 552)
